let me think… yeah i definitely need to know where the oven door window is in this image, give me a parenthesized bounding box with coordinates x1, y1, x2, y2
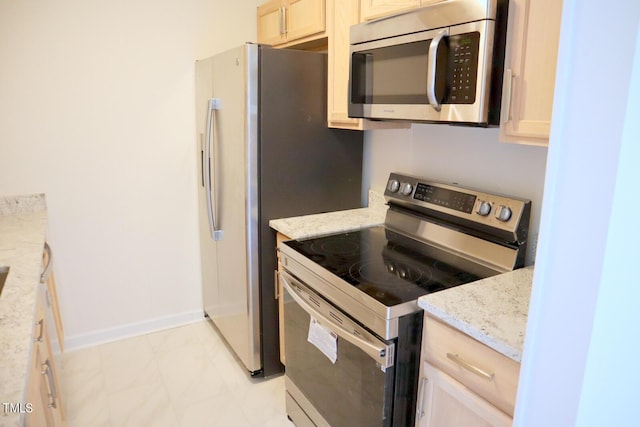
(283, 285, 395, 427)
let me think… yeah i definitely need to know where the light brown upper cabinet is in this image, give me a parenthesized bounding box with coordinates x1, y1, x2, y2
(327, 0, 409, 130)
(499, 0, 563, 146)
(360, 0, 421, 21)
(257, 0, 327, 48)
(257, 0, 408, 130)
(327, 0, 362, 129)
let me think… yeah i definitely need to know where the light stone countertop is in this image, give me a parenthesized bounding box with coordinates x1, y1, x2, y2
(418, 266, 534, 363)
(269, 190, 388, 240)
(0, 194, 48, 427)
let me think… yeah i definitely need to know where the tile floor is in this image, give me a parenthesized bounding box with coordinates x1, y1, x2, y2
(61, 320, 295, 427)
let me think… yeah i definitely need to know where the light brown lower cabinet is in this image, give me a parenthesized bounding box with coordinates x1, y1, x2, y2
(416, 316, 519, 427)
(26, 341, 53, 427)
(416, 362, 513, 427)
(276, 232, 290, 365)
(25, 285, 65, 427)
(42, 243, 64, 353)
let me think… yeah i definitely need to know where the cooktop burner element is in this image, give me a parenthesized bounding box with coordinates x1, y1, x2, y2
(285, 226, 486, 307)
(350, 259, 429, 287)
(309, 235, 367, 256)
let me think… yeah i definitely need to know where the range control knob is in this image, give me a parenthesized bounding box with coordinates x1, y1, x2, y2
(387, 179, 400, 193)
(399, 182, 413, 196)
(495, 205, 512, 222)
(476, 201, 492, 216)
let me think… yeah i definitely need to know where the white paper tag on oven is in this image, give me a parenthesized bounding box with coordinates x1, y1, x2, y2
(308, 317, 338, 364)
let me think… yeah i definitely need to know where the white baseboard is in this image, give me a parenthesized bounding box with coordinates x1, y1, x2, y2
(64, 310, 205, 351)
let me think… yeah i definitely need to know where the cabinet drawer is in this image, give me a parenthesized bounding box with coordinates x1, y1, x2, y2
(422, 316, 520, 416)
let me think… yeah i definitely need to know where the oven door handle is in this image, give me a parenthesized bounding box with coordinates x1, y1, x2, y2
(280, 271, 394, 370)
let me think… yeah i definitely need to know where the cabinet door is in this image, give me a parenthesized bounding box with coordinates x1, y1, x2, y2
(422, 316, 520, 416)
(327, 0, 410, 130)
(43, 243, 64, 352)
(26, 344, 55, 427)
(417, 362, 513, 427)
(328, 0, 363, 129)
(276, 232, 289, 365)
(26, 296, 52, 427)
(26, 288, 65, 427)
(258, 0, 287, 46)
(360, 0, 420, 21)
(499, 0, 563, 145)
(286, 0, 326, 41)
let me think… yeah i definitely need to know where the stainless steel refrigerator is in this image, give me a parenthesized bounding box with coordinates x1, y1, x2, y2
(195, 43, 363, 377)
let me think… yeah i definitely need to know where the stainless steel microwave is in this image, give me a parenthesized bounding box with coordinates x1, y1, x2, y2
(349, 0, 508, 126)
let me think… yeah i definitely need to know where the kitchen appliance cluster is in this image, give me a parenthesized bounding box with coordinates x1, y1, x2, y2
(194, 0, 520, 424)
(280, 173, 530, 426)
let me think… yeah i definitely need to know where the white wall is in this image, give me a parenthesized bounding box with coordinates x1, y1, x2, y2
(364, 125, 548, 264)
(514, 1, 640, 426)
(575, 32, 640, 425)
(0, 0, 265, 348)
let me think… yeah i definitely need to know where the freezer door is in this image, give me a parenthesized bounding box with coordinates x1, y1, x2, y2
(207, 44, 261, 373)
(195, 56, 221, 327)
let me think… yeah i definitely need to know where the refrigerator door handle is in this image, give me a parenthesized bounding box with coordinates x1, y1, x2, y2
(200, 133, 205, 188)
(205, 98, 223, 241)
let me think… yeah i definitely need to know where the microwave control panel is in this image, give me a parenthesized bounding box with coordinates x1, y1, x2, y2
(445, 32, 481, 105)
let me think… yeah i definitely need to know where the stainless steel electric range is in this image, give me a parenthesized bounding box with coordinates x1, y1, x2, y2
(279, 173, 531, 427)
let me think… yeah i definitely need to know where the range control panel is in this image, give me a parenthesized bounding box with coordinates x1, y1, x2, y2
(384, 173, 531, 240)
(413, 183, 477, 214)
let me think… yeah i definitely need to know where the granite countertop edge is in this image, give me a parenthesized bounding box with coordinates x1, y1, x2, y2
(0, 194, 48, 427)
(269, 190, 388, 240)
(418, 266, 534, 363)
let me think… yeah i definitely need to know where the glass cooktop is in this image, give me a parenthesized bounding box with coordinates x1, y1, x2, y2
(284, 226, 497, 307)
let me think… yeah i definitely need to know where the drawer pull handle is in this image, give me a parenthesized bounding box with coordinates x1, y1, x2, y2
(416, 377, 429, 419)
(34, 319, 44, 342)
(41, 359, 58, 409)
(446, 353, 495, 381)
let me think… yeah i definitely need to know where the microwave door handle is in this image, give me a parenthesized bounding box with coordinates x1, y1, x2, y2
(427, 29, 449, 112)
(280, 271, 394, 369)
(205, 98, 223, 241)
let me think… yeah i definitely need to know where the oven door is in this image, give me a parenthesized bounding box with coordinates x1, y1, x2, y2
(281, 271, 396, 427)
(349, 20, 496, 124)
